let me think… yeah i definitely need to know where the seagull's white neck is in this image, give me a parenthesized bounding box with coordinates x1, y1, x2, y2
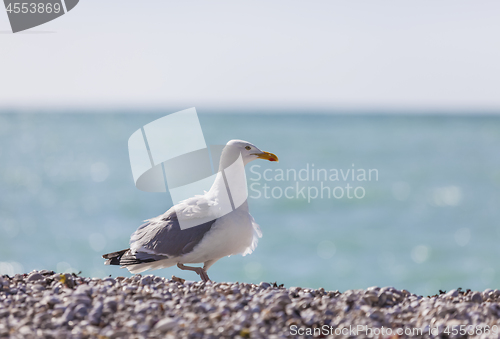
(207, 147, 249, 211)
(208, 171, 228, 196)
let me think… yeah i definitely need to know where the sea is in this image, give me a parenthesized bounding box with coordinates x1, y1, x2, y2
(0, 111, 499, 297)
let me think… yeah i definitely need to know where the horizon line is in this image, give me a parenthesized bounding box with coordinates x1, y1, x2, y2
(1, 107, 500, 116)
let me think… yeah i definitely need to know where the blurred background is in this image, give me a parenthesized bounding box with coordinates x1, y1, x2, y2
(1, 1, 499, 296)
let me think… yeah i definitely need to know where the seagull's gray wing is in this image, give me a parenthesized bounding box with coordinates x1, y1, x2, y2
(130, 210, 217, 258)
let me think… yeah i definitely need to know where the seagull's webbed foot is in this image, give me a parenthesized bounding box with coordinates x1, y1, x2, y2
(177, 263, 211, 282)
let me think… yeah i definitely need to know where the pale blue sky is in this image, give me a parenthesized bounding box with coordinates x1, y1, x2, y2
(1, 1, 499, 112)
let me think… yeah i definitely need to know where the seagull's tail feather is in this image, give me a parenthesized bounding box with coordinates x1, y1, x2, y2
(102, 248, 158, 266)
(102, 249, 129, 265)
(102, 249, 173, 273)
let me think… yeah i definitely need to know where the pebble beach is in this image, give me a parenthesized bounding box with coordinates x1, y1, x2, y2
(1, 271, 500, 338)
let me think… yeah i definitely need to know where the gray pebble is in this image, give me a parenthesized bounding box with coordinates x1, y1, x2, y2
(27, 273, 43, 282)
(140, 275, 154, 285)
(31, 284, 45, 292)
(482, 289, 494, 299)
(75, 285, 92, 296)
(103, 277, 115, 283)
(88, 301, 103, 325)
(74, 304, 88, 319)
(154, 317, 178, 332)
(259, 282, 271, 289)
(471, 291, 483, 303)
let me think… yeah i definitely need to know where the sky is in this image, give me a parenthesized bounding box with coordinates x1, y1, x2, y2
(1, 0, 500, 113)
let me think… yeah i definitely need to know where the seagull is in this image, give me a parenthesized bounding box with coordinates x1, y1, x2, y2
(102, 140, 278, 282)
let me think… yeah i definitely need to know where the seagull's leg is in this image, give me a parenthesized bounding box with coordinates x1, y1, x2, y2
(177, 263, 211, 282)
(200, 270, 210, 282)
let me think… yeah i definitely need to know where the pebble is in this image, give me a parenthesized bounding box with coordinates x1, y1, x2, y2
(140, 275, 154, 285)
(88, 301, 103, 325)
(483, 288, 494, 300)
(471, 291, 483, 303)
(154, 317, 178, 332)
(259, 282, 271, 289)
(27, 273, 43, 282)
(0, 274, 499, 338)
(445, 289, 459, 298)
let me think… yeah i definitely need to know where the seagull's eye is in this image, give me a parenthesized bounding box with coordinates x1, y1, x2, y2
(245, 146, 251, 150)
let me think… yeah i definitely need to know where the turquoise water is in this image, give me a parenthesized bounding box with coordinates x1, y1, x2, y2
(0, 112, 499, 296)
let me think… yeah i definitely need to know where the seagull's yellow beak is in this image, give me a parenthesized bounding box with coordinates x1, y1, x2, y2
(253, 151, 279, 162)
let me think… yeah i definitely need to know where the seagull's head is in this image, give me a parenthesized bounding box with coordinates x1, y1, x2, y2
(225, 140, 279, 166)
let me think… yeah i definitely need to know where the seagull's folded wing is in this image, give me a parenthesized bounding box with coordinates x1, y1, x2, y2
(130, 195, 218, 258)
